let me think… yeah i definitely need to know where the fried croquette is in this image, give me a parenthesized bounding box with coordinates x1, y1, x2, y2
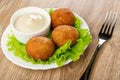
(26, 37, 55, 60)
(52, 25, 79, 47)
(51, 8, 75, 29)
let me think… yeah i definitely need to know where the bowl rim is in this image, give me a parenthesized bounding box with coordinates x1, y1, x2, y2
(10, 7, 51, 35)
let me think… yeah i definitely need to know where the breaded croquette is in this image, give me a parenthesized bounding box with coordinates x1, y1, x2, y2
(52, 25, 79, 47)
(51, 8, 75, 29)
(26, 37, 55, 60)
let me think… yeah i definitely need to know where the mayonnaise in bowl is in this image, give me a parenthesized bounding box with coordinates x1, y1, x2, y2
(10, 7, 51, 44)
(14, 13, 47, 33)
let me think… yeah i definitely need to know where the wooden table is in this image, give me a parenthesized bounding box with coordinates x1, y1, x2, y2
(0, 0, 120, 80)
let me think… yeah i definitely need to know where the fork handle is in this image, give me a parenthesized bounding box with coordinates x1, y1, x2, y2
(80, 44, 100, 80)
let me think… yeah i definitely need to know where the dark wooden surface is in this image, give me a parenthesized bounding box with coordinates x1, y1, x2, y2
(0, 0, 120, 80)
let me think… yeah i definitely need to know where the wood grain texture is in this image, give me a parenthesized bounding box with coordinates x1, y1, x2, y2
(0, 0, 120, 80)
(89, 14, 120, 80)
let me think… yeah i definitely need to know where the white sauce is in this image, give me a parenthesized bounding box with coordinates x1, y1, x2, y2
(14, 13, 47, 33)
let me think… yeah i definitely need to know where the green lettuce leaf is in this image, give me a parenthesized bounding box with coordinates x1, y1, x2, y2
(48, 8, 54, 15)
(74, 16, 83, 29)
(53, 40, 72, 66)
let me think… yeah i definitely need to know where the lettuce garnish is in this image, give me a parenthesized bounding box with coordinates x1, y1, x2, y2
(7, 9, 92, 66)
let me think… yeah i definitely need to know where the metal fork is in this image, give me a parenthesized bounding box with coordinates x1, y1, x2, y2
(80, 11, 117, 80)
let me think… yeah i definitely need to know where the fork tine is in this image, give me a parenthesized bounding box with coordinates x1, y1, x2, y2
(99, 11, 117, 36)
(109, 12, 117, 36)
(107, 11, 113, 35)
(105, 11, 114, 34)
(99, 11, 117, 40)
(99, 11, 110, 35)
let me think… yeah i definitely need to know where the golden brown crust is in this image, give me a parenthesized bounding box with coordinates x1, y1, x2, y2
(26, 37, 55, 60)
(51, 8, 75, 29)
(52, 25, 79, 47)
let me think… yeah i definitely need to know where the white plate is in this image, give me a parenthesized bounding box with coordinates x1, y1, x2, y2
(1, 10, 90, 70)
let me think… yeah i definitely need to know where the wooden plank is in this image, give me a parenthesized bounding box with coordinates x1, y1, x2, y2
(0, 0, 120, 80)
(89, 13, 120, 80)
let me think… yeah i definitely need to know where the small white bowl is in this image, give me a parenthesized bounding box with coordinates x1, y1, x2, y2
(10, 7, 51, 44)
